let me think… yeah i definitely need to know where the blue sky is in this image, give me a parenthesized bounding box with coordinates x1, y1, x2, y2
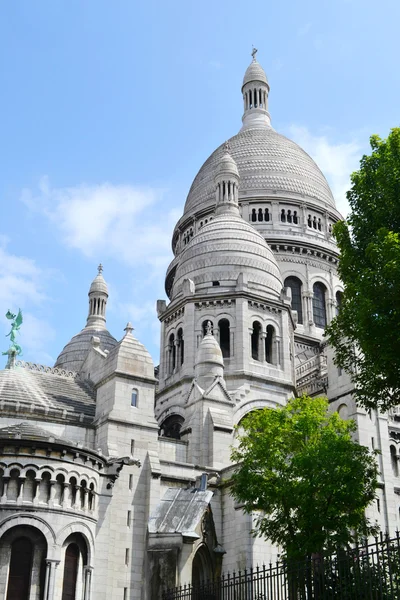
(0, 0, 399, 366)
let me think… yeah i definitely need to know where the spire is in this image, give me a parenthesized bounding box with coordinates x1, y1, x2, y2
(86, 264, 109, 329)
(195, 323, 224, 386)
(214, 142, 240, 217)
(241, 50, 271, 131)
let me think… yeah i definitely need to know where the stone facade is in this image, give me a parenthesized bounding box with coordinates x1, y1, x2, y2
(1, 53, 399, 600)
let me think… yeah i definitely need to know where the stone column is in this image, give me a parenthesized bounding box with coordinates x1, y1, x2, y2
(248, 327, 254, 360)
(260, 332, 266, 362)
(275, 337, 282, 369)
(83, 566, 93, 600)
(44, 559, 60, 600)
(62, 482, 70, 508)
(49, 479, 57, 506)
(17, 476, 25, 503)
(1, 477, 9, 502)
(304, 291, 314, 326)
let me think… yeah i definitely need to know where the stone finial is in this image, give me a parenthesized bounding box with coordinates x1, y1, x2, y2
(205, 321, 213, 335)
(251, 46, 258, 61)
(98, 263, 103, 275)
(223, 140, 231, 154)
(124, 322, 134, 336)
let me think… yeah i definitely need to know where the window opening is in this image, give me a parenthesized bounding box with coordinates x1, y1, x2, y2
(281, 209, 286, 223)
(313, 282, 327, 328)
(218, 319, 230, 358)
(6, 537, 33, 600)
(293, 211, 298, 224)
(258, 208, 263, 221)
(251, 321, 262, 361)
(265, 325, 275, 364)
(131, 389, 138, 407)
(61, 543, 79, 600)
(251, 208, 257, 222)
(264, 208, 270, 222)
(285, 277, 303, 324)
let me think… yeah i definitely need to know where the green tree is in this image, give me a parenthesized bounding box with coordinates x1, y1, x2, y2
(230, 396, 378, 564)
(326, 128, 400, 411)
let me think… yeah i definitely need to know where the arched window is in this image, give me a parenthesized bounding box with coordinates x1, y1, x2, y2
(307, 214, 312, 227)
(285, 277, 303, 324)
(293, 211, 298, 224)
(265, 325, 275, 364)
(61, 543, 79, 600)
(281, 209, 286, 223)
(317, 218, 322, 231)
(313, 282, 327, 328)
(251, 208, 257, 222)
(168, 333, 176, 374)
(249, 89, 252, 108)
(336, 291, 343, 315)
(218, 319, 230, 358)
(258, 208, 263, 221)
(177, 328, 184, 366)
(287, 210, 292, 223)
(131, 388, 138, 407)
(192, 545, 213, 589)
(251, 321, 262, 361)
(313, 216, 317, 229)
(6, 537, 33, 600)
(264, 208, 270, 222)
(254, 87, 257, 107)
(160, 414, 184, 440)
(391, 445, 398, 477)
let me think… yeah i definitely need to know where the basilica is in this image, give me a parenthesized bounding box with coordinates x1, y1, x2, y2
(0, 53, 399, 600)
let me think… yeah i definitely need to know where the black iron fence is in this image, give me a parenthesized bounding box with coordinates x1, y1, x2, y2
(162, 533, 400, 600)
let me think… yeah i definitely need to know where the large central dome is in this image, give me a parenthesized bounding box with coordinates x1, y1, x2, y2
(184, 127, 335, 216)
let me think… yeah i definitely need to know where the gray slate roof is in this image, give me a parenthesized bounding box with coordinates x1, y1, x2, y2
(0, 364, 95, 422)
(148, 488, 213, 536)
(0, 421, 75, 446)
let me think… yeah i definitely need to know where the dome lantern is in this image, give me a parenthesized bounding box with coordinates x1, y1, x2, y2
(241, 48, 271, 131)
(214, 142, 240, 217)
(87, 264, 108, 329)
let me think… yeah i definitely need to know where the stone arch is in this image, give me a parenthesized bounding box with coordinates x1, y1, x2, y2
(192, 544, 213, 587)
(233, 399, 280, 427)
(0, 514, 56, 557)
(56, 522, 95, 567)
(159, 414, 185, 440)
(0, 524, 48, 600)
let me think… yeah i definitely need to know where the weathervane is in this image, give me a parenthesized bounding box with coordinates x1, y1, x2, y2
(3, 309, 23, 367)
(251, 46, 258, 61)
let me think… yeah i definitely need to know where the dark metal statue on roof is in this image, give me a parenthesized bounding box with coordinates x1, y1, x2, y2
(3, 309, 23, 366)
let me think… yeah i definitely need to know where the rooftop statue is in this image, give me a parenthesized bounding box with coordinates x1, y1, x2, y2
(3, 309, 23, 366)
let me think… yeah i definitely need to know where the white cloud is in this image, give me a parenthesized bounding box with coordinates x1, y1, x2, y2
(287, 125, 363, 215)
(0, 238, 55, 364)
(21, 177, 178, 273)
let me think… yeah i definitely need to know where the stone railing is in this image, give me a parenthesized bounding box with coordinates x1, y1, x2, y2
(296, 354, 328, 396)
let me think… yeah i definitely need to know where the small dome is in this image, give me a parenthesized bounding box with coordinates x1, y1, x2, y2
(215, 149, 240, 179)
(89, 264, 108, 295)
(196, 326, 224, 369)
(195, 324, 224, 382)
(172, 211, 283, 300)
(242, 59, 268, 88)
(55, 327, 118, 372)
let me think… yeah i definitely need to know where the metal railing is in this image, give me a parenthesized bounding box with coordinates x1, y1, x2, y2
(163, 533, 400, 600)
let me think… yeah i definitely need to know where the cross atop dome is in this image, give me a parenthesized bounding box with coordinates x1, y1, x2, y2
(98, 263, 103, 275)
(251, 46, 258, 61)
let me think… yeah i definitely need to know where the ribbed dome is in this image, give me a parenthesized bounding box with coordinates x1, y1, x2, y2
(183, 127, 335, 216)
(242, 59, 268, 87)
(172, 211, 283, 299)
(89, 272, 108, 295)
(55, 327, 118, 373)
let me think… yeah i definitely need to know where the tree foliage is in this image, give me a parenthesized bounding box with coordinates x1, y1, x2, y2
(326, 128, 400, 410)
(230, 396, 379, 562)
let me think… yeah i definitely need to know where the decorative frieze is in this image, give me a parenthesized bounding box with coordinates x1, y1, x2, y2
(195, 299, 235, 309)
(164, 307, 185, 325)
(248, 300, 281, 314)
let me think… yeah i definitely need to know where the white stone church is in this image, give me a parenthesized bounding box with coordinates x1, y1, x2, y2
(0, 53, 399, 600)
